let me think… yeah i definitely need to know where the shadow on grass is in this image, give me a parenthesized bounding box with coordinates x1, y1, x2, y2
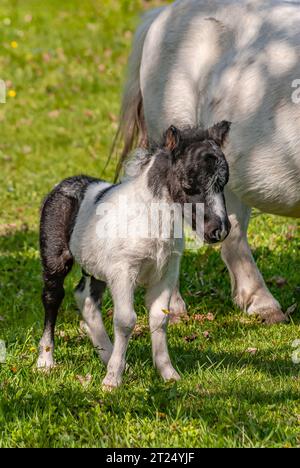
(1, 229, 299, 387)
(181, 245, 300, 314)
(0, 229, 80, 330)
(1, 228, 299, 317)
(126, 323, 300, 380)
(171, 346, 300, 378)
(2, 372, 299, 426)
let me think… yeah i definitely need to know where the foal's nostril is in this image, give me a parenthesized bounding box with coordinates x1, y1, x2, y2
(205, 216, 231, 244)
(219, 229, 228, 241)
(209, 223, 230, 243)
(211, 228, 221, 241)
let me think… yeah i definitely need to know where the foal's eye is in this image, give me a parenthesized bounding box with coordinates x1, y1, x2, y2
(203, 152, 218, 162)
(205, 153, 217, 159)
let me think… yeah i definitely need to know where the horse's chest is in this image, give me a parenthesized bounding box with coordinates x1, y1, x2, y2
(137, 240, 177, 286)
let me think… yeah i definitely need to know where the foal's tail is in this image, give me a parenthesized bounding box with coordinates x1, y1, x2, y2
(111, 7, 164, 181)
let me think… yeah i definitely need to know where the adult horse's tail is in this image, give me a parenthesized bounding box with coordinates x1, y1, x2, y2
(112, 7, 164, 181)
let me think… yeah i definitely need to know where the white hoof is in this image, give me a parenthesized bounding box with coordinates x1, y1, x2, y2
(37, 348, 55, 370)
(102, 373, 121, 390)
(161, 367, 181, 382)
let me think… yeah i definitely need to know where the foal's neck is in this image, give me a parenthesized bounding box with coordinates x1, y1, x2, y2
(146, 153, 186, 205)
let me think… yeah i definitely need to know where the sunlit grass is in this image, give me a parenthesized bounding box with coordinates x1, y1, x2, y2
(0, 0, 299, 448)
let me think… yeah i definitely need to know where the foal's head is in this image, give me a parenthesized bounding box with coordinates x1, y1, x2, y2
(148, 121, 232, 244)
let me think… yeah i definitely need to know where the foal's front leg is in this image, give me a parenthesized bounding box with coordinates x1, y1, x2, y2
(146, 255, 181, 382)
(169, 284, 187, 323)
(102, 276, 137, 389)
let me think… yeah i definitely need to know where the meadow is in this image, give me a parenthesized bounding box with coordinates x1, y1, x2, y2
(0, 0, 299, 448)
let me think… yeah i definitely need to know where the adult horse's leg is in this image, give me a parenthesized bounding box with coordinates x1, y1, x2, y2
(221, 189, 286, 324)
(170, 191, 287, 324)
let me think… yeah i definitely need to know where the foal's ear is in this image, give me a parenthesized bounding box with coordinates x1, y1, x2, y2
(207, 120, 231, 147)
(163, 125, 181, 152)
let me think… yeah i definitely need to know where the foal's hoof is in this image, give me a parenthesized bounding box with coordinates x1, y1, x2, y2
(255, 307, 288, 325)
(102, 384, 117, 393)
(36, 350, 56, 371)
(36, 360, 56, 373)
(161, 368, 181, 382)
(102, 374, 121, 391)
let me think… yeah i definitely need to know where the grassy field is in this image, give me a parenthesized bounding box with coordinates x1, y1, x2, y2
(0, 0, 299, 448)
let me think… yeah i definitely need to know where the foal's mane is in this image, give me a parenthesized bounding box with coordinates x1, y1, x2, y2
(123, 147, 153, 180)
(122, 125, 209, 181)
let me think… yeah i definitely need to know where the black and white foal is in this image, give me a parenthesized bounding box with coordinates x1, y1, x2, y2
(37, 121, 231, 389)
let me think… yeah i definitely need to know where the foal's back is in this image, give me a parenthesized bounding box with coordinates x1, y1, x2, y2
(69, 170, 181, 287)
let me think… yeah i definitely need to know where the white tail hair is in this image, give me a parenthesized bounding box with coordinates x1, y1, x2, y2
(113, 6, 165, 180)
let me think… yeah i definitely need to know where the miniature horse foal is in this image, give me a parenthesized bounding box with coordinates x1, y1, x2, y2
(37, 122, 231, 389)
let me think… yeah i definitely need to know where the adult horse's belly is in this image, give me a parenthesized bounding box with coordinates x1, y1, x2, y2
(227, 145, 300, 218)
(215, 72, 300, 218)
(202, 10, 300, 218)
(221, 95, 300, 217)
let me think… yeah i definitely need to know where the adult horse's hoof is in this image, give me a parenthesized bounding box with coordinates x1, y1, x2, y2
(255, 308, 288, 325)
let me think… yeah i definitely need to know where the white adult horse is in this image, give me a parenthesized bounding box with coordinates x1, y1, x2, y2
(116, 0, 300, 324)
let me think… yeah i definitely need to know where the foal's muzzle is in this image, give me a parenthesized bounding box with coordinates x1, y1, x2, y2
(205, 217, 231, 244)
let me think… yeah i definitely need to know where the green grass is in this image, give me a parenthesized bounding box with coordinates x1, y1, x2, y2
(0, 0, 300, 448)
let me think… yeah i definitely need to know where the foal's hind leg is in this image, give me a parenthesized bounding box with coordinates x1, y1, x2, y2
(37, 253, 73, 369)
(75, 274, 113, 365)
